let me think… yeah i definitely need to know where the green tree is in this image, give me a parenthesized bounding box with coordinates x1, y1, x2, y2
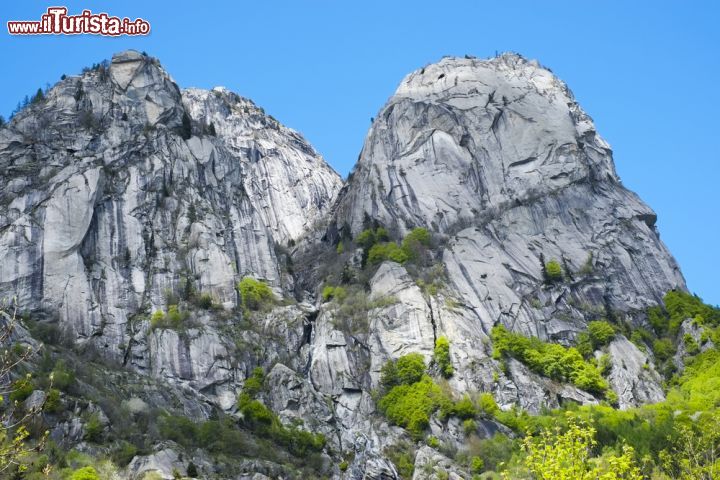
(544, 260, 563, 283)
(70, 466, 100, 480)
(238, 277, 275, 311)
(513, 416, 642, 480)
(433, 336, 454, 377)
(587, 320, 616, 349)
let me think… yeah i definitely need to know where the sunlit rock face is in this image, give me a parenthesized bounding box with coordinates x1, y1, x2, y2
(0, 50, 689, 479)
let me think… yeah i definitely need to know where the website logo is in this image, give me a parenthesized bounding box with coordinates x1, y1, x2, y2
(7, 7, 150, 36)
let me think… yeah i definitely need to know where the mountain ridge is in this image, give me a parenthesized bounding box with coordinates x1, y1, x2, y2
(0, 49, 705, 480)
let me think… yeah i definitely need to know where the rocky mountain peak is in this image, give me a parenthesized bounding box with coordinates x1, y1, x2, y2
(333, 53, 624, 238)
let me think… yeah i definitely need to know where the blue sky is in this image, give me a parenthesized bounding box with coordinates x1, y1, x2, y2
(1, 1, 718, 305)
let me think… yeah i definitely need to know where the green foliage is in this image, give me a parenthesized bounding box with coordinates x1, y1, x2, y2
(453, 395, 477, 419)
(51, 360, 75, 391)
(150, 305, 188, 330)
(368, 241, 409, 264)
(112, 440, 138, 467)
(684, 334, 700, 356)
(463, 418, 478, 436)
(544, 260, 563, 282)
(9, 377, 34, 403)
(587, 320, 615, 349)
(653, 338, 676, 362)
(187, 462, 199, 477)
(356, 227, 389, 249)
(44, 388, 62, 413)
(492, 325, 608, 396)
(478, 392, 500, 416)
(31, 88, 45, 105)
(84, 413, 103, 442)
(650, 291, 720, 336)
(322, 285, 347, 302)
(378, 375, 452, 438)
(235, 370, 326, 457)
(384, 442, 415, 479)
(360, 227, 430, 265)
(70, 466, 100, 480)
(470, 456, 485, 474)
(336, 241, 345, 254)
(433, 336, 454, 377)
(381, 353, 427, 389)
(400, 227, 431, 261)
(195, 293, 215, 310)
(518, 415, 642, 479)
(238, 277, 275, 311)
(339, 460, 349, 471)
(243, 367, 265, 397)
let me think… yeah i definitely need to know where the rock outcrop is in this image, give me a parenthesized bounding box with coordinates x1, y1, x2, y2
(0, 51, 691, 478)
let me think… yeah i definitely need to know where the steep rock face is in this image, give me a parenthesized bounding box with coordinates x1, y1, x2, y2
(330, 54, 685, 408)
(0, 50, 695, 478)
(0, 50, 341, 376)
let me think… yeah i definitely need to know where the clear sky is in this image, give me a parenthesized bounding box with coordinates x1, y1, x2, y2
(1, 1, 718, 305)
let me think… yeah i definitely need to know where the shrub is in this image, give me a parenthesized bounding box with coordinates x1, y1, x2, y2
(378, 375, 452, 438)
(196, 293, 215, 310)
(401, 227, 431, 260)
(588, 320, 616, 349)
(520, 417, 642, 479)
(238, 277, 275, 311)
(544, 260, 563, 282)
(453, 395, 477, 419)
(434, 336, 454, 377)
(243, 367, 265, 397)
(356, 227, 388, 249)
(44, 388, 62, 413)
(684, 334, 700, 356)
(336, 241, 345, 254)
(653, 338, 676, 362)
(384, 442, 415, 479)
(598, 354, 613, 376)
(158, 414, 199, 445)
(492, 325, 608, 395)
(463, 418, 478, 436)
(339, 460, 349, 471)
(381, 353, 426, 388)
(84, 413, 103, 442)
(9, 377, 34, 403)
(51, 360, 75, 391)
(112, 441, 138, 467)
(478, 392, 499, 416)
(368, 242, 408, 264)
(322, 285, 347, 302)
(470, 456, 484, 474)
(150, 305, 187, 330)
(70, 467, 100, 480)
(186, 462, 198, 478)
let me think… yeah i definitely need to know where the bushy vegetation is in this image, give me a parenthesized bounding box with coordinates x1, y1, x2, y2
(492, 325, 608, 396)
(325, 285, 397, 334)
(378, 375, 453, 438)
(380, 353, 427, 388)
(236, 368, 326, 456)
(587, 320, 616, 349)
(237, 277, 275, 311)
(515, 415, 642, 479)
(433, 336, 454, 377)
(69, 466, 100, 480)
(357, 227, 431, 266)
(149, 304, 188, 330)
(321, 285, 347, 302)
(544, 259, 563, 283)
